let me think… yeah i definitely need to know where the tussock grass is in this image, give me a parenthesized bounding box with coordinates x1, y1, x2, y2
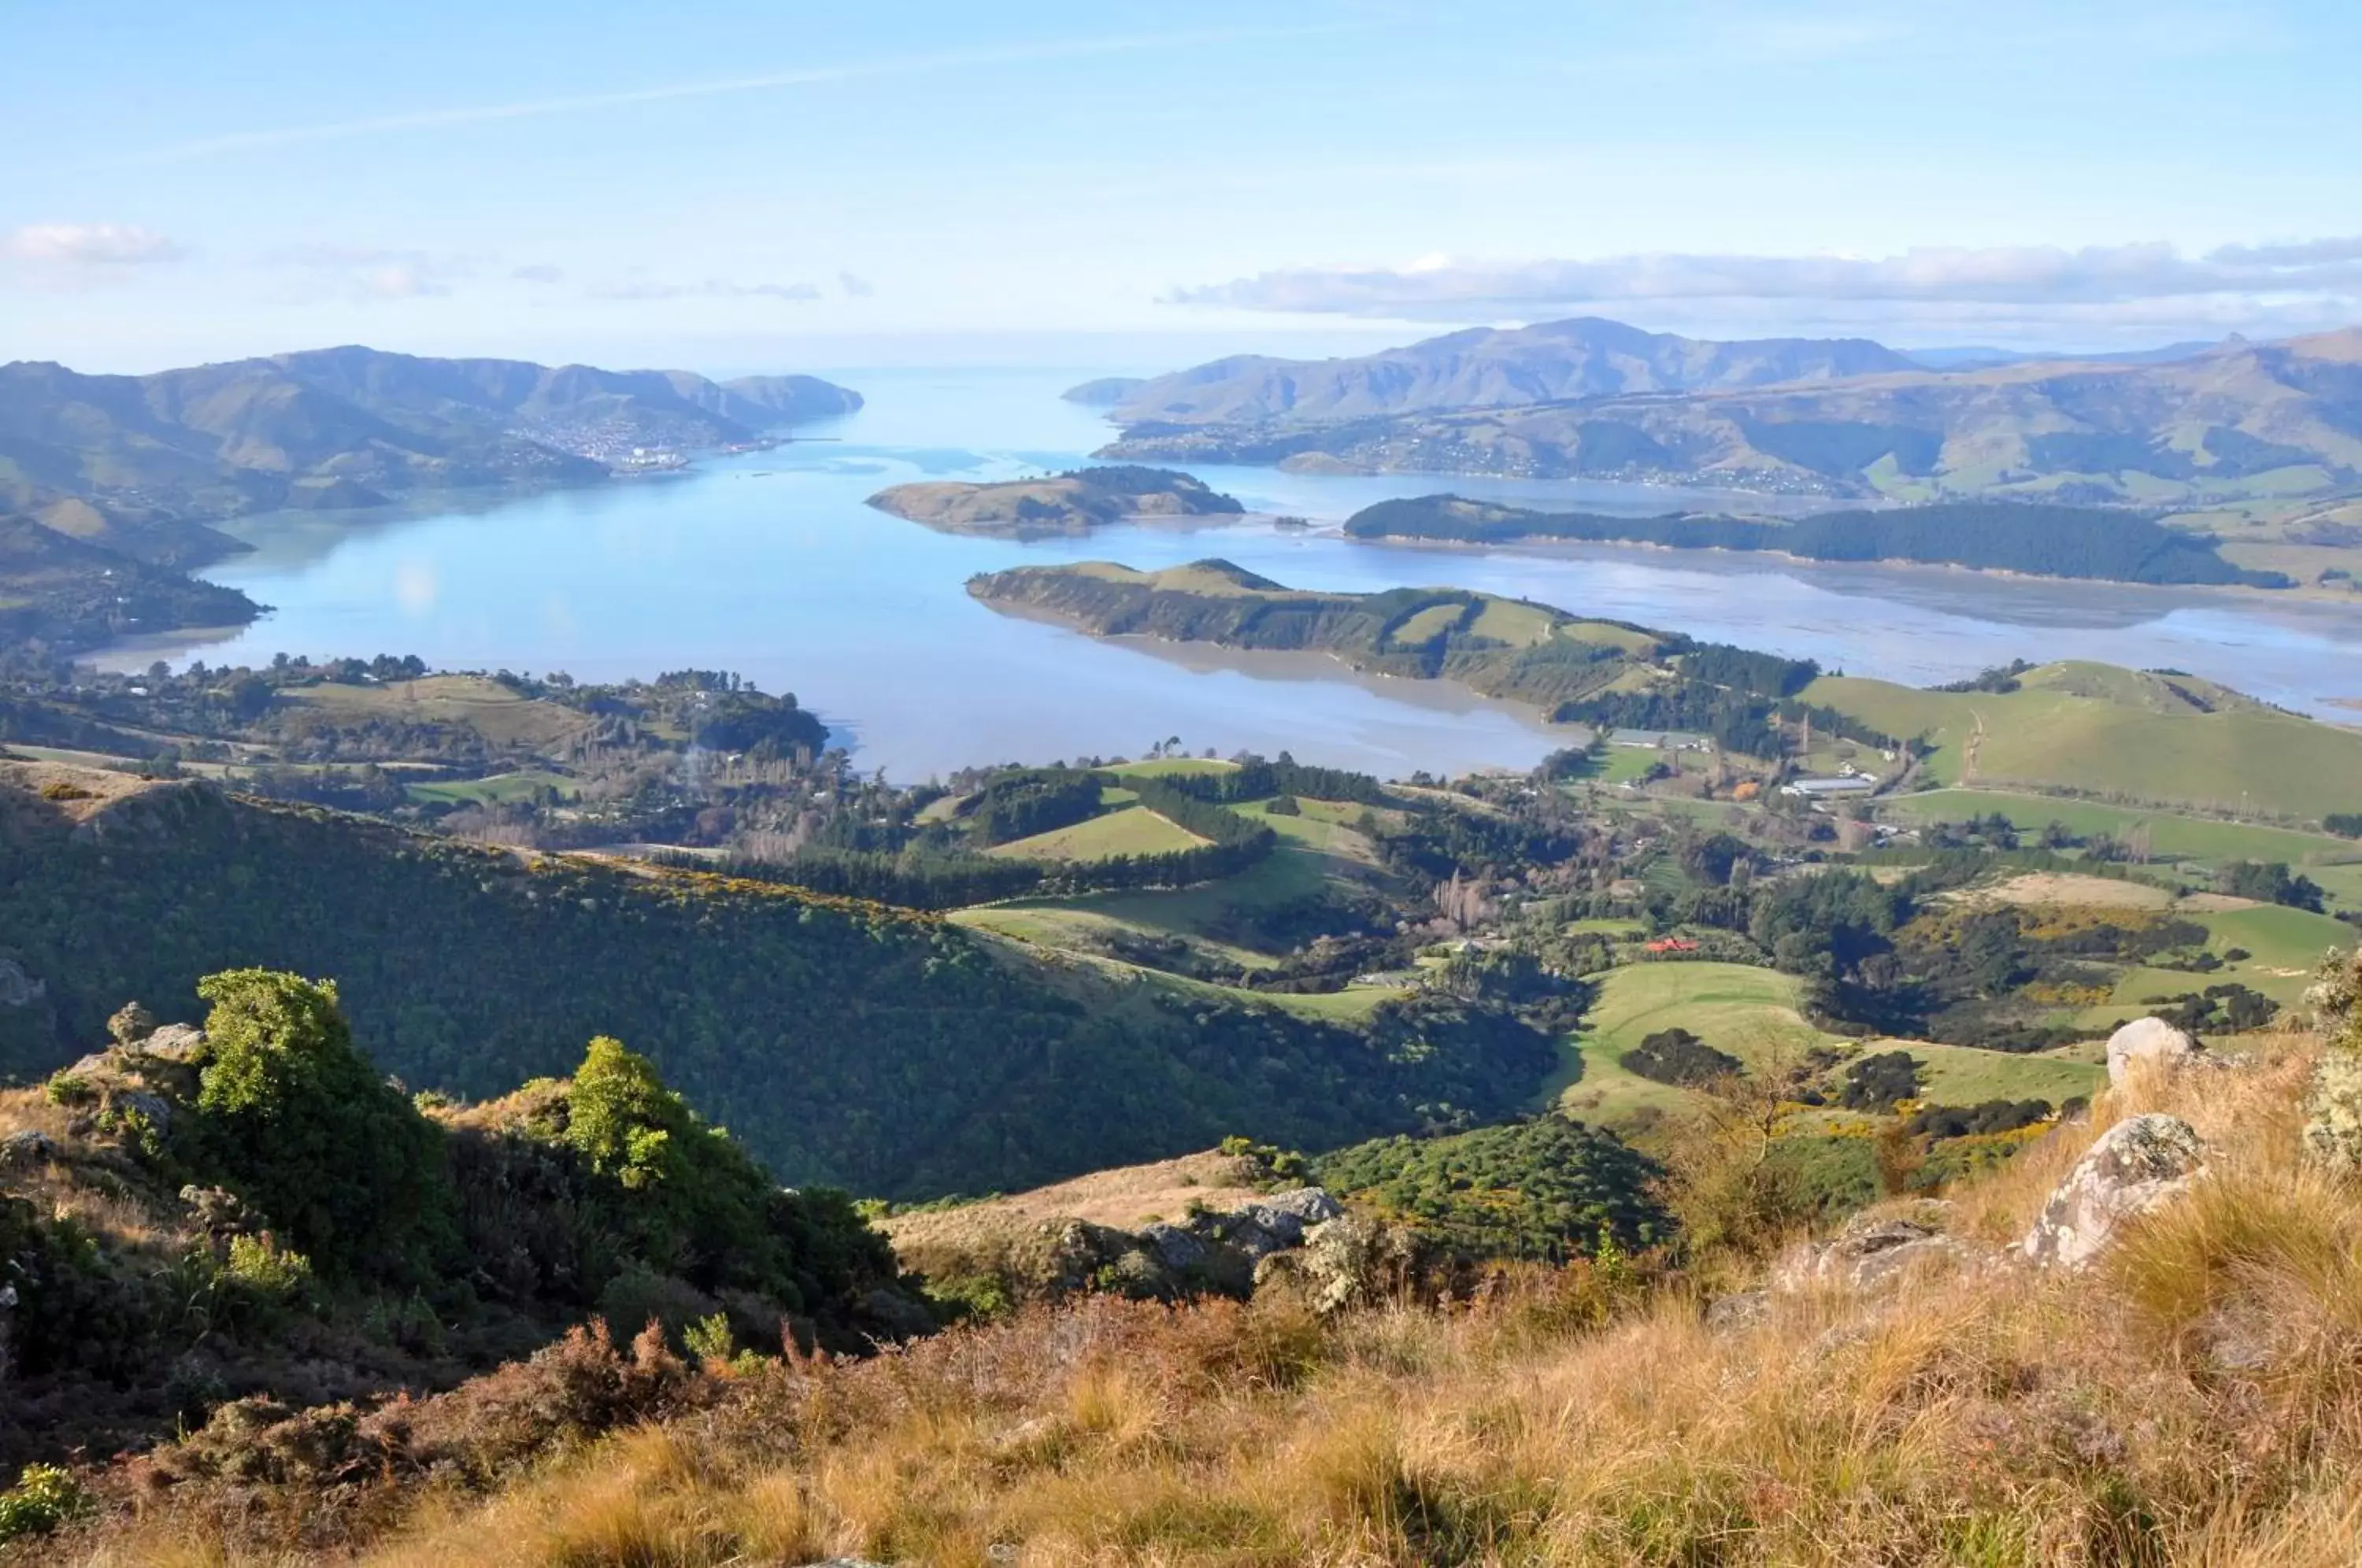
(55, 1032, 2362, 1566)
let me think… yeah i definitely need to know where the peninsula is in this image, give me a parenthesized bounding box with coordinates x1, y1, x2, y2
(1343, 496, 2294, 588)
(867, 464, 1243, 538)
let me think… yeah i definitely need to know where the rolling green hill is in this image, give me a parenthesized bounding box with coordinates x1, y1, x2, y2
(1809, 661, 2362, 823)
(0, 762, 1555, 1198)
(966, 558, 1684, 720)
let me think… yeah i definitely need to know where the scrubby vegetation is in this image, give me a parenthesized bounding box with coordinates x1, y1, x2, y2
(1313, 1115, 1668, 1263)
(0, 968, 909, 1473)
(0, 773, 1556, 1196)
(31, 1006, 2362, 1564)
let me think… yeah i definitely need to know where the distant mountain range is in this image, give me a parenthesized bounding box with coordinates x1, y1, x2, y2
(0, 346, 861, 654)
(1092, 319, 2362, 503)
(0, 346, 862, 567)
(1090, 317, 1917, 425)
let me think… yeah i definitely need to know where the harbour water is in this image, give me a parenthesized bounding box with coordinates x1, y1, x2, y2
(102, 368, 2362, 781)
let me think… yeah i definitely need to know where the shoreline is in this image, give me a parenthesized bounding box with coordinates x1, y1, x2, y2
(1336, 527, 2359, 605)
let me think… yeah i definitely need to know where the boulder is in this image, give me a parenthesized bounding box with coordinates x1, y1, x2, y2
(0, 1130, 60, 1168)
(140, 1023, 208, 1061)
(1259, 1187, 1344, 1226)
(1253, 1215, 1420, 1314)
(1138, 1222, 1208, 1274)
(113, 1089, 174, 1134)
(2106, 1018, 2201, 1089)
(2022, 1114, 2206, 1270)
(1770, 1204, 1973, 1295)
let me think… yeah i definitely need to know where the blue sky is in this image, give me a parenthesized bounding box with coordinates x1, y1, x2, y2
(6, 0, 2359, 373)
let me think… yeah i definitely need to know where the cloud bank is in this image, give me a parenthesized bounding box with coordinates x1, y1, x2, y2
(264, 245, 465, 302)
(3, 222, 188, 265)
(1175, 236, 2362, 324)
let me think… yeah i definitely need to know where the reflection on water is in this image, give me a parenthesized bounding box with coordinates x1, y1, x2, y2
(98, 368, 2362, 780)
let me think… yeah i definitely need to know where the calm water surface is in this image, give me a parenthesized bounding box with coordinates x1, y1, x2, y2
(105, 368, 2362, 780)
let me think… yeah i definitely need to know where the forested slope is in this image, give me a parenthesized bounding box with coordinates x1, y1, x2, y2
(0, 766, 1554, 1196)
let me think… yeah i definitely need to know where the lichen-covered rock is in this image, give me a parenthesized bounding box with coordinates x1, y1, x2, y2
(1771, 1204, 1973, 1294)
(1, 1129, 60, 1167)
(1253, 1215, 1422, 1314)
(2106, 1017, 2201, 1089)
(1138, 1222, 1207, 1273)
(1258, 1188, 1344, 1226)
(2302, 948, 2362, 1174)
(2022, 1114, 2206, 1270)
(139, 1023, 208, 1061)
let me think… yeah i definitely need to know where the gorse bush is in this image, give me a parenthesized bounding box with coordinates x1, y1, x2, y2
(0, 1463, 90, 1543)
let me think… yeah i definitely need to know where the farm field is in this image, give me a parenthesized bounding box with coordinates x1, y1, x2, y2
(1098, 757, 1238, 779)
(279, 673, 597, 751)
(1883, 788, 2362, 871)
(405, 769, 576, 806)
(987, 804, 1205, 861)
(1809, 661, 2362, 823)
(1902, 1039, 2105, 1107)
(1552, 962, 2115, 1130)
(1549, 962, 1842, 1126)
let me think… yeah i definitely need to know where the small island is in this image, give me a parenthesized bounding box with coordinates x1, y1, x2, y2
(867, 464, 1244, 538)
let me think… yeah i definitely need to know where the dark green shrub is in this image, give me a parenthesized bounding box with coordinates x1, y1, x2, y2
(180, 969, 454, 1280)
(1623, 1028, 1743, 1086)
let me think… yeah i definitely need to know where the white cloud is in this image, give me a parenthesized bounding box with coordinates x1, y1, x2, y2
(1174, 235, 2362, 324)
(262, 245, 466, 303)
(511, 263, 565, 284)
(838, 272, 875, 298)
(3, 222, 188, 265)
(590, 277, 822, 302)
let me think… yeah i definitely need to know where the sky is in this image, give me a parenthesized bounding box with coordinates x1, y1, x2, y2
(6, 0, 2360, 375)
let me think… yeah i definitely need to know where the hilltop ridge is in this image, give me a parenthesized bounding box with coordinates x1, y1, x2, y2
(1099, 319, 2362, 505)
(0, 346, 863, 565)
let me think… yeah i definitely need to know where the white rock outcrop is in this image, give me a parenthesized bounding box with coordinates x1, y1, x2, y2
(2022, 1114, 2205, 1270)
(2105, 1017, 2201, 1089)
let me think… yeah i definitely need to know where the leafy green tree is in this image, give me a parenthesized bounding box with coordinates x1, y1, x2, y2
(183, 969, 452, 1279)
(546, 1034, 897, 1308)
(565, 1034, 686, 1191)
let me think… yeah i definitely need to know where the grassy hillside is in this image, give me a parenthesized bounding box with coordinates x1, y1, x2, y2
(968, 558, 1687, 725)
(986, 803, 1205, 860)
(0, 764, 1557, 1198)
(1884, 787, 2362, 868)
(1551, 962, 2106, 1130)
(53, 1023, 2360, 1564)
(1810, 660, 2362, 823)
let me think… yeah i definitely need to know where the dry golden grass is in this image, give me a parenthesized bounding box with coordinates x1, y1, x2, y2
(54, 1031, 2362, 1566)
